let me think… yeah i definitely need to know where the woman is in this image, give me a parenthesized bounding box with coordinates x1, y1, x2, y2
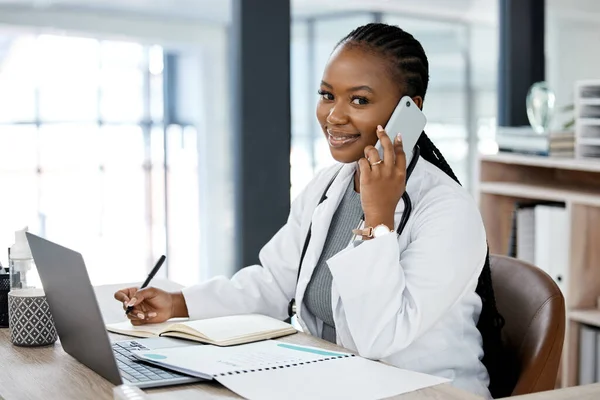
(115, 23, 504, 399)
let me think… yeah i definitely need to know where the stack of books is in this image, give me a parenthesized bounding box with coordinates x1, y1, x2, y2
(496, 126, 575, 157)
(575, 80, 600, 159)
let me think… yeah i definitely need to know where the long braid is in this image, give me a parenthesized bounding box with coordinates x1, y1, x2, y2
(338, 23, 509, 398)
(416, 133, 461, 182)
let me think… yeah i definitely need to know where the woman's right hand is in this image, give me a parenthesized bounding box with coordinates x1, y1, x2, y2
(114, 287, 189, 325)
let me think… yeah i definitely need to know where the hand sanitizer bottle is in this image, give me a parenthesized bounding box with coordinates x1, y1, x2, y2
(8, 227, 40, 290)
(7, 227, 56, 346)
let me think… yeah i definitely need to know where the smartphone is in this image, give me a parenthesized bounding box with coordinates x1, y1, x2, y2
(377, 95, 427, 167)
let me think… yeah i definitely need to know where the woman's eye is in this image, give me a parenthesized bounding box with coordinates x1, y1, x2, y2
(352, 96, 369, 105)
(318, 90, 334, 101)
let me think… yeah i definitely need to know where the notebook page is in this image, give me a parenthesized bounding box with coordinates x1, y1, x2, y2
(217, 355, 449, 400)
(133, 340, 352, 377)
(181, 314, 295, 341)
(106, 318, 188, 337)
(106, 320, 173, 336)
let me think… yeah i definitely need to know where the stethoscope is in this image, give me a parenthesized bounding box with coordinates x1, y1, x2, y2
(287, 145, 421, 319)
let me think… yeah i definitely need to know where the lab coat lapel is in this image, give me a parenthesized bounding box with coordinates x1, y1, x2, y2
(389, 155, 426, 226)
(294, 162, 356, 318)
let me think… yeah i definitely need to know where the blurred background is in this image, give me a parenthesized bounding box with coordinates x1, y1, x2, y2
(0, 0, 597, 286)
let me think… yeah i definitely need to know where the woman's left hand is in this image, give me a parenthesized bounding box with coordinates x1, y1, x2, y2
(358, 125, 407, 230)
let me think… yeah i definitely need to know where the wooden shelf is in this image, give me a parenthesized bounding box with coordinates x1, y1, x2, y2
(569, 309, 600, 328)
(479, 182, 600, 207)
(478, 151, 600, 389)
(479, 153, 600, 173)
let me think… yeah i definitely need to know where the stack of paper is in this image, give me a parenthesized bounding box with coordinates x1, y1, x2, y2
(133, 340, 449, 400)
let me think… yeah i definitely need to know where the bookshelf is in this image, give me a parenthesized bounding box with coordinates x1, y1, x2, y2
(478, 152, 600, 388)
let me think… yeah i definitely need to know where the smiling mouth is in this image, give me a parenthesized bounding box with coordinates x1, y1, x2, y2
(327, 130, 361, 148)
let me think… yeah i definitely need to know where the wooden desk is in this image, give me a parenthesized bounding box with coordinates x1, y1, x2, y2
(509, 383, 600, 400)
(0, 327, 476, 400)
(1, 279, 593, 400)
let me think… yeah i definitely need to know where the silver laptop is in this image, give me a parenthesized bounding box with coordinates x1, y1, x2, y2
(26, 232, 204, 389)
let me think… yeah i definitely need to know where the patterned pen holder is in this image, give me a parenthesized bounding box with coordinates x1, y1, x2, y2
(0, 272, 9, 328)
(8, 288, 57, 346)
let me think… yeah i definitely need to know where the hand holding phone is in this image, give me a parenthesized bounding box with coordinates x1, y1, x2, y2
(376, 96, 427, 167)
(358, 96, 427, 231)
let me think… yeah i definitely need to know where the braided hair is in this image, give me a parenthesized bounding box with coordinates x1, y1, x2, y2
(336, 23, 509, 398)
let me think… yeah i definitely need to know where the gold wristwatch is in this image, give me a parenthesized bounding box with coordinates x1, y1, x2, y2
(352, 224, 393, 238)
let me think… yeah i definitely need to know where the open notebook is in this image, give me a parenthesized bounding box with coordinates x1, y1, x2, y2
(106, 314, 297, 346)
(131, 340, 449, 400)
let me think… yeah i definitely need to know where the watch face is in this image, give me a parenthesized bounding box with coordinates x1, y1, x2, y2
(373, 225, 392, 237)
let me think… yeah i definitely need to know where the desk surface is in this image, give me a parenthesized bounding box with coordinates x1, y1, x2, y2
(0, 328, 477, 400)
(0, 280, 598, 400)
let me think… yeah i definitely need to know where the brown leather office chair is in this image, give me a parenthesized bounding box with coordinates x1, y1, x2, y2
(486, 254, 566, 398)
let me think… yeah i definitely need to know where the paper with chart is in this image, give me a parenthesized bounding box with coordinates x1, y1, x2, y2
(133, 339, 449, 399)
(217, 354, 450, 400)
(132, 339, 353, 379)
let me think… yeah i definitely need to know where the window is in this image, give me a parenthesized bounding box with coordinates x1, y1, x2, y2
(37, 36, 100, 122)
(0, 33, 199, 285)
(165, 125, 201, 285)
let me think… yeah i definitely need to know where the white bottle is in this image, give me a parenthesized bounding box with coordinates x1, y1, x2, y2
(9, 227, 40, 290)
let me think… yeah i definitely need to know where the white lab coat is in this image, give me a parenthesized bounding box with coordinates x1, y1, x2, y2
(181, 157, 492, 399)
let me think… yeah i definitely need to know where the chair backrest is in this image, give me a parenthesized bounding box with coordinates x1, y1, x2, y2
(488, 254, 566, 396)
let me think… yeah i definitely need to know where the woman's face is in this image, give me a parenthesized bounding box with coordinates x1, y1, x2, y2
(316, 43, 421, 164)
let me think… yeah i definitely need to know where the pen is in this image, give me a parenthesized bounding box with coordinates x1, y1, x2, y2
(125, 255, 166, 315)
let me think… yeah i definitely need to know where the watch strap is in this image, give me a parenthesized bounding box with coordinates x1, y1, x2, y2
(352, 224, 393, 238)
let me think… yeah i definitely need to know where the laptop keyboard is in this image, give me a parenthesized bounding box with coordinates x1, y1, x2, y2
(112, 341, 188, 383)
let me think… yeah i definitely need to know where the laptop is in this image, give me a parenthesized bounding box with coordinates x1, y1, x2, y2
(26, 232, 204, 389)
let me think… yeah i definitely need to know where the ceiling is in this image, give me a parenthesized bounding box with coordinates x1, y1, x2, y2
(0, 0, 227, 22)
(0, 0, 598, 29)
(294, 0, 497, 24)
(0, 0, 499, 24)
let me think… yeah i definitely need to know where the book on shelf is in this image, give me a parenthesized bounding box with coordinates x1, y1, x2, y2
(509, 201, 569, 296)
(579, 324, 600, 385)
(513, 202, 536, 264)
(496, 126, 574, 157)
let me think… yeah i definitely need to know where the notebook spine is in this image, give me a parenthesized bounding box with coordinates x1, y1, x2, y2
(215, 354, 355, 377)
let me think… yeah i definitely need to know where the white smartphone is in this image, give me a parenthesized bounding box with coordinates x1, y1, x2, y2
(377, 95, 427, 167)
